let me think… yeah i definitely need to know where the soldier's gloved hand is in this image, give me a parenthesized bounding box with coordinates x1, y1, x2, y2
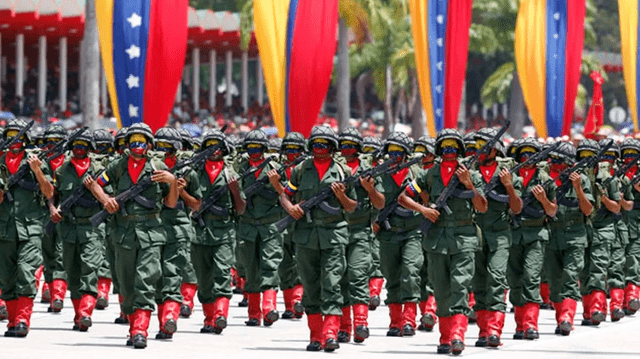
(372, 222, 380, 234)
(288, 204, 305, 220)
(177, 178, 187, 192)
(456, 165, 473, 189)
(421, 207, 440, 223)
(532, 185, 547, 201)
(50, 207, 62, 223)
(267, 169, 281, 185)
(83, 176, 95, 190)
(104, 198, 120, 214)
(227, 177, 240, 193)
(569, 172, 582, 191)
(331, 182, 346, 198)
(151, 170, 176, 184)
(28, 155, 43, 172)
(499, 169, 512, 187)
(360, 176, 375, 192)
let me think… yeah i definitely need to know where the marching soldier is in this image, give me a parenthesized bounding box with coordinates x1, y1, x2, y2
(280, 126, 357, 352)
(620, 138, 640, 314)
(0, 119, 54, 337)
(87, 123, 179, 349)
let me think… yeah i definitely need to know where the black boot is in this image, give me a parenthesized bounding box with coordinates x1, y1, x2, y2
(79, 316, 92, 332)
(559, 321, 572, 336)
(451, 339, 465, 355)
(402, 324, 415, 336)
(386, 327, 402, 337)
(14, 322, 28, 337)
(179, 304, 192, 318)
(513, 331, 524, 340)
(324, 338, 339, 352)
(4, 326, 16, 337)
(115, 315, 129, 324)
(281, 310, 295, 319)
(306, 341, 322, 351)
(245, 318, 260, 326)
(264, 310, 279, 326)
(524, 328, 539, 340)
(475, 336, 488, 347)
(488, 335, 500, 347)
(612, 309, 625, 322)
(132, 334, 147, 349)
(238, 298, 248, 307)
(337, 331, 350, 343)
(437, 344, 451, 354)
(155, 331, 173, 340)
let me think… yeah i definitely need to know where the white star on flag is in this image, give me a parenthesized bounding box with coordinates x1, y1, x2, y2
(127, 13, 142, 28)
(125, 44, 140, 59)
(129, 104, 139, 118)
(126, 75, 140, 89)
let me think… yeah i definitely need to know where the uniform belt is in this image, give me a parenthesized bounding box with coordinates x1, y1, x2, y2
(311, 215, 343, 225)
(203, 213, 230, 221)
(240, 214, 282, 225)
(64, 216, 92, 224)
(519, 217, 546, 227)
(550, 217, 584, 229)
(387, 223, 420, 234)
(434, 219, 473, 227)
(121, 212, 160, 221)
(347, 216, 370, 226)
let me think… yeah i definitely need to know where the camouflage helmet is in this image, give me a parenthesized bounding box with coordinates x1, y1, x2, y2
(202, 129, 229, 154)
(114, 127, 128, 150)
(414, 136, 435, 154)
(435, 129, 465, 156)
(68, 130, 95, 151)
(243, 129, 270, 149)
(507, 138, 524, 159)
(178, 128, 194, 151)
(154, 127, 183, 151)
(363, 136, 382, 153)
(268, 138, 282, 153)
(3, 119, 31, 142)
(43, 124, 67, 141)
(577, 139, 600, 159)
(338, 127, 363, 149)
(308, 126, 339, 150)
(282, 132, 306, 149)
(383, 131, 412, 154)
(552, 141, 577, 164)
(464, 132, 477, 148)
(93, 129, 114, 145)
(620, 138, 640, 155)
(515, 138, 542, 161)
(599, 138, 619, 157)
(125, 123, 154, 144)
(475, 128, 505, 156)
(192, 137, 202, 151)
(31, 127, 44, 147)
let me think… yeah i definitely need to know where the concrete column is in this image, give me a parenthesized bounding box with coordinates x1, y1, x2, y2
(16, 34, 24, 113)
(175, 80, 182, 104)
(209, 50, 216, 110)
(38, 35, 47, 109)
(79, 40, 85, 107)
(241, 51, 248, 111)
(101, 65, 107, 114)
(225, 50, 232, 107)
(184, 65, 191, 86)
(59, 37, 68, 112)
(257, 57, 264, 105)
(192, 47, 200, 112)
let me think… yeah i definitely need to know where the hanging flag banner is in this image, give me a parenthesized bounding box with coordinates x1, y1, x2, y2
(96, 0, 188, 132)
(515, 0, 585, 138)
(618, 0, 639, 132)
(584, 71, 605, 138)
(285, 0, 339, 137)
(409, 0, 474, 137)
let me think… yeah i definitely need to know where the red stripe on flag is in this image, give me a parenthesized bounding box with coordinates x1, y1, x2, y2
(562, 0, 586, 136)
(444, 0, 473, 129)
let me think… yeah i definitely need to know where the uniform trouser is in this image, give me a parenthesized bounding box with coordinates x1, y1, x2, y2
(192, 242, 233, 304)
(297, 245, 346, 315)
(339, 239, 372, 306)
(472, 245, 509, 312)
(41, 231, 66, 283)
(544, 246, 584, 302)
(0, 237, 41, 300)
(235, 237, 246, 278)
(419, 249, 434, 300)
(370, 237, 383, 278)
(608, 243, 626, 290)
(243, 231, 283, 293)
(428, 251, 475, 317)
(62, 240, 101, 299)
(507, 241, 545, 306)
(626, 237, 640, 286)
(279, 234, 301, 291)
(96, 235, 111, 279)
(180, 240, 198, 284)
(155, 241, 185, 304)
(580, 240, 609, 295)
(379, 237, 423, 304)
(106, 231, 119, 295)
(114, 241, 162, 315)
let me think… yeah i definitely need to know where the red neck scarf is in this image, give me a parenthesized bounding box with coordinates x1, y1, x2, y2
(626, 165, 638, 180)
(205, 160, 224, 184)
(440, 160, 458, 187)
(249, 158, 266, 179)
(519, 167, 536, 188)
(549, 168, 562, 187)
(314, 157, 332, 181)
(6, 151, 24, 175)
(424, 162, 435, 170)
(165, 155, 177, 170)
(71, 157, 91, 178)
(346, 158, 360, 175)
(49, 154, 65, 171)
(391, 167, 409, 187)
(479, 161, 498, 183)
(127, 156, 147, 185)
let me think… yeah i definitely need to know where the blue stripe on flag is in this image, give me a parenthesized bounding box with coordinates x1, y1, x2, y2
(545, 0, 567, 138)
(427, 0, 447, 131)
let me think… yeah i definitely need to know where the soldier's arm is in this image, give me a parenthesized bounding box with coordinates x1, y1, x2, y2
(600, 178, 621, 214)
(621, 181, 633, 211)
(180, 172, 202, 211)
(400, 176, 440, 223)
(361, 176, 385, 210)
(500, 169, 523, 214)
(570, 172, 593, 216)
(151, 170, 178, 208)
(228, 177, 246, 215)
(280, 168, 304, 219)
(458, 166, 488, 213)
(331, 182, 357, 213)
(28, 156, 54, 200)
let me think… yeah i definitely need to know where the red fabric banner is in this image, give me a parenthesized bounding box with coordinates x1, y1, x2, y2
(561, 0, 586, 136)
(585, 71, 605, 138)
(444, 0, 473, 129)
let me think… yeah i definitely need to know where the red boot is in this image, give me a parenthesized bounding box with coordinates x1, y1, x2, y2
(540, 282, 551, 308)
(323, 315, 340, 351)
(96, 277, 111, 309)
(201, 302, 216, 332)
(71, 298, 81, 327)
(632, 284, 640, 312)
(50, 279, 67, 312)
(589, 290, 607, 325)
(4, 300, 17, 336)
(262, 289, 279, 325)
(292, 284, 304, 317)
(213, 296, 230, 332)
(450, 314, 468, 355)
(77, 294, 96, 331)
(338, 306, 352, 342)
(35, 266, 44, 291)
(486, 311, 506, 347)
(115, 294, 129, 324)
(582, 293, 591, 320)
(246, 292, 262, 326)
(387, 303, 403, 336)
(159, 300, 180, 336)
(522, 302, 540, 339)
(437, 316, 453, 354)
(402, 302, 417, 336)
(468, 292, 477, 323)
(419, 295, 437, 331)
(610, 288, 625, 322)
(557, 298, 577, 335)
(306, 313, 324, 351)
(352, 303, 369, 342)
(41, 282, 51, 304)
(14, 297, 34, 337)
(130, 309, 151, 348)
(282, 288, 294, 318)
(513, 305, 524, 339)
(368, 277, 384, 309)
(0, 293, 6, 321)
(474, 309, 488, 346)
(180, 283, 197, 318)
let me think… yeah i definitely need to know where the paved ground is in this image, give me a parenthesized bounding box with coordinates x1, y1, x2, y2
(3, 291, 640, 358)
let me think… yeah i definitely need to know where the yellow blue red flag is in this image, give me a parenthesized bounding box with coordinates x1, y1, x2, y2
(619, 0, 640, 132)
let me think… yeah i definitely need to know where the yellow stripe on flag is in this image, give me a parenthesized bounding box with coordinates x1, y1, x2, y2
(619, 0, 639, 131)
(96, 0, 122, 128)
(409, 0, 436, 137)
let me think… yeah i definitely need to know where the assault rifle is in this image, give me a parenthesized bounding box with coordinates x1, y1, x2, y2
(0, 120, 34, 152)
(483, 141, 561, 203)
(243, 155, 308, 209)
(4, 126, 87, 202)
(190, 156, 274, 227)
(602, 154, 640, 188)
(418, 121, 510, 235)
(90, 140, 224, 227)
(275, 155, 412, 232)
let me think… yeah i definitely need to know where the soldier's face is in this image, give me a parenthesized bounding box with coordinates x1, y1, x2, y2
(247, 144, 264, 160)
(129, 134, 148, 158)
(72, 141, 89, 159)
(6, 130, 25, 153)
